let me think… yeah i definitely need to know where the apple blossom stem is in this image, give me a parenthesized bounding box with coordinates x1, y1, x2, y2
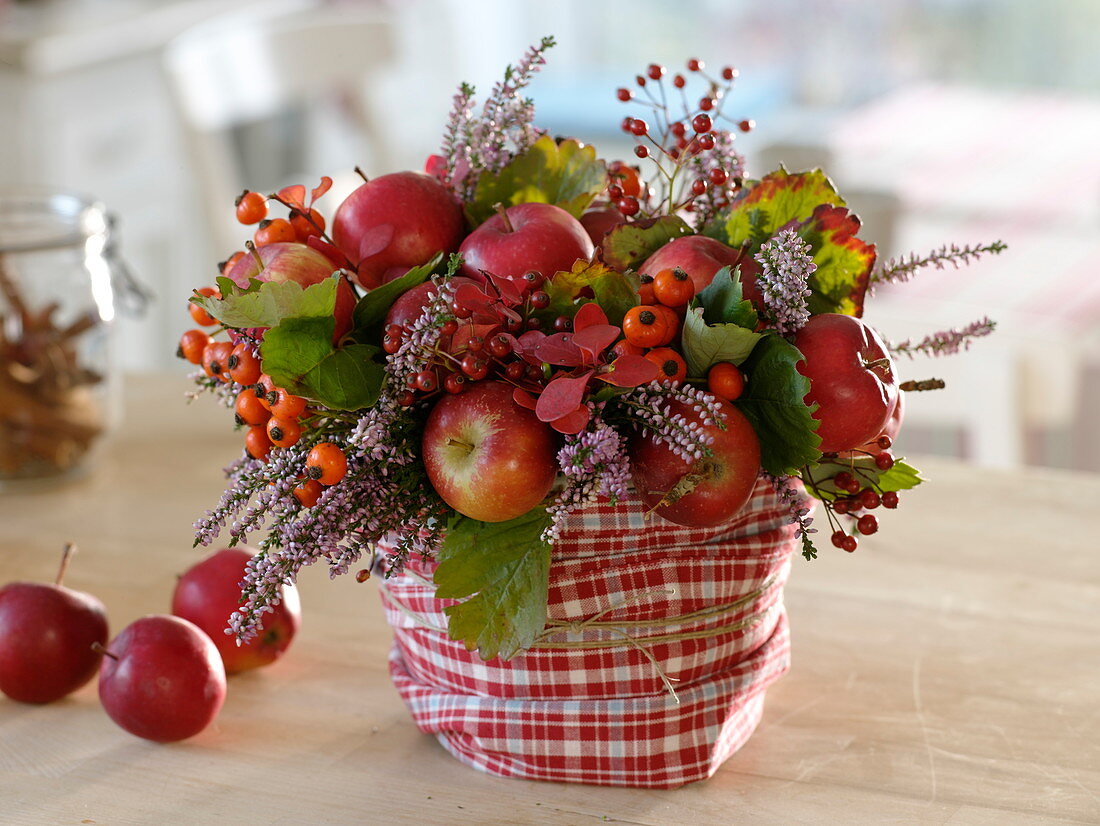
(492, 203, 515, 233)
(55, 542, 77, 586)
(446, 437, 475, 454)
(900, 378, 946, 392)
(354, 166, 369, 184)
(91, 642, 118, 661)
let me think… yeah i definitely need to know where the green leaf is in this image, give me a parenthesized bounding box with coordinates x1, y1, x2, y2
(466, 136, 606, 226)
(736, 335, 822, 475)
(191, 276, 339, 329)
(695, 265, 758, 328)
(724, 168, 845, 248)
(802, 457, 924, 501)
(600, 215, 693, 272)
(681, 306, 762, 378)
(434, 510, 552, 661)
(260, 318, 383, 411)
(541, 260, 640, 326)
(350, 252, 443, 338)
(796, 204, 876, 317)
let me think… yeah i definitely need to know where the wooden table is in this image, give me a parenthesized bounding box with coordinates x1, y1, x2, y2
(1, 375, 1097, 824)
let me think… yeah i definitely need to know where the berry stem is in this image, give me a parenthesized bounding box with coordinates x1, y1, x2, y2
(91, 642, 118, 661)
(55, 541, 76, 586)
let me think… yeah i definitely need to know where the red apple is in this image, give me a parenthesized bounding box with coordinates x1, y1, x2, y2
(457, 203, 594, 281)
(171, 547, 300, 674)
(579, 207, 625, 247)
(793, 313, 899, 454)
(842, 391, 905, 458)
(384, 276, 480, 330)
(332, 171, 465, 290)
(639, 235, 763, 309)
(98, 615, 226, 742)
(0, 544, 108, 704)
(630, 398, 761, 527)
(422, 381, 558, 522)
(225, 242, 355, 343)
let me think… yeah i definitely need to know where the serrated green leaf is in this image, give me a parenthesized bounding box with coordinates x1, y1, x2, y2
(724, 168, 845, 248)
(434, 509, 552, 661)
(681, 306, 762, 378)
(467, 136, 606, 226)
(796, 204, 876, 317)
(191, 276, 339, 329)
(600, 215, 694, 272)
(541, 260, 639, 326)
(350, 252, 444, 339)
(695, 265, 758, 328)
(802, 457, 924, 501)
(736, 335, 822, 475)
(260, 318, 383, 411)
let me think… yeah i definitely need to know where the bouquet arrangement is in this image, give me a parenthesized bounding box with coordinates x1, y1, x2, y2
(181, 39, 1003, 772)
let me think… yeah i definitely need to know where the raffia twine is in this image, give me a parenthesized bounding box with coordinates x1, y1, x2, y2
(376, 568, 782, 703)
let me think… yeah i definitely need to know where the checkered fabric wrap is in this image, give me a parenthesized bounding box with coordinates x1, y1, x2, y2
(378, 477, 802, 788)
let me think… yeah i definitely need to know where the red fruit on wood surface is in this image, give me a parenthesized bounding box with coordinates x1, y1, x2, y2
(171, 547, 301, 674)
(422, 381, 558, 522)
(457, 202, 594, 281)
(97, 615, 226, 742)
(225, 242, 355, 344)
(639, 235, 763, 307)
(0, 544, 108, 704)
(630, 398, 761, 527)
(793, 313, 899, 454)
(332, 171, 465, 290)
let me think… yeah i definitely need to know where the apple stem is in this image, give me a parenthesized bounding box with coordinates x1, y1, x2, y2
(446, 437, 475, 455)
(900, 378, 946, 392)
(354, 166, 370, 184)
(91, 642, 118, 661)
(55, 542, 77, 586)
(245, 240, 266, 271)
(493, 203, 515, 233)
(862, 357, 892, 372)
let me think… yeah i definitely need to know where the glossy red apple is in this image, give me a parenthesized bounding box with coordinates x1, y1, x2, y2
(172, 547, 300, 674)
(98, 615, 226, 742)
(579, 207, 625, 247)
(630, 398, 761, 527)
(332, 171, 465, 290)
(225, 241, 355, 343)
(640, 235, 763, 309)
(457, 203, 594, 281)
(842, 391, 905, 458)
(0, 544, 108, 704)
(793, 313, 899, 454)
(384, 276, 480, 329)
(422, 380, 558, 522)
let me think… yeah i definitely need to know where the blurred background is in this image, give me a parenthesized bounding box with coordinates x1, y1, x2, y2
(1, 0, 1097, 471)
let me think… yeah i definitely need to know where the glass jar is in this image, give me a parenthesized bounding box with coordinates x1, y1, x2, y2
(0, 189, 145, 488)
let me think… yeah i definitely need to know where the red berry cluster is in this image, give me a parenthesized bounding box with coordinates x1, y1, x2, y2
(814, 435, 902, 553)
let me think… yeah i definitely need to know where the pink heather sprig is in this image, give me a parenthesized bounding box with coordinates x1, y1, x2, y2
(763, 472, 818, 561)
(440, 36, 555, 199)
(755, 229, 816, 336)
(385, 277, 457, 387)
(615, 382, 726, 464)
(186, 371, 242, 408)
(542, 410, 631, 543)
(869, 240, 1006, 293)
(890, 317, 996, 359)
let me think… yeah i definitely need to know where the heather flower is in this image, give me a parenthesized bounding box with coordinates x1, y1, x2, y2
(890, 317, 996, 359)
(764, 472, 817, 560)
(755, 230, 815, 336)
(683, 129, 745, 227)
(870, 241, 1006, 293)
(612, 382, 725, 464)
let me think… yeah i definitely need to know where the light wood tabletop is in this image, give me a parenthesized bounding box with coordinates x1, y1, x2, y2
(1, 375, 1097, 825)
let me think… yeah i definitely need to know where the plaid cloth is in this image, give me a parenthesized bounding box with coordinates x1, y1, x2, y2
(378, 477, 803, 788)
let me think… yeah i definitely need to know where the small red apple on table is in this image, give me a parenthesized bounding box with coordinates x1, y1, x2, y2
(422, 380, 559, 523)
(639, 235, 764, 309)
(457, 202, 594, 281)
(0, 543, 108, 704)
(793, 313, 899, 454)
(631, 398, 761, 527)
(97, 615, 226, 742)
(332, 170, 465, 289)
(172, 546, 301, 674)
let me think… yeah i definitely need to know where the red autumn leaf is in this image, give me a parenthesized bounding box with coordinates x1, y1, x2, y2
(535, 370, 593, 423)
(551, 406, 591, 435)
(356, 223, 395, 263)
(484, 270, 523, 306)
(796, 202, 877, 318)
(573, 302, 608, 332)
(509, 330, 546, 365)
(571, 324, 619, 364)
(277, 184, 308, 211)
(512, 387, 538, 410)
(310, 176, 333, 205)
(595, 354, 660, 387)
(533, 332, 584, 366)
(306, 236, 350, 269)
(454, 282, 495, 312)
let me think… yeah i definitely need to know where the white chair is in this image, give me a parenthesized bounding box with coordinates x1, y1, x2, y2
(163, 2, 397, 255)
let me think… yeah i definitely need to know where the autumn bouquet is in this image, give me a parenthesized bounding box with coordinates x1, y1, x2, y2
(182, 38, 1002, 786)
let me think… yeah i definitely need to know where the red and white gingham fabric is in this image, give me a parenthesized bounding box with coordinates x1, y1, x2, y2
(378, 478, 803, 788)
